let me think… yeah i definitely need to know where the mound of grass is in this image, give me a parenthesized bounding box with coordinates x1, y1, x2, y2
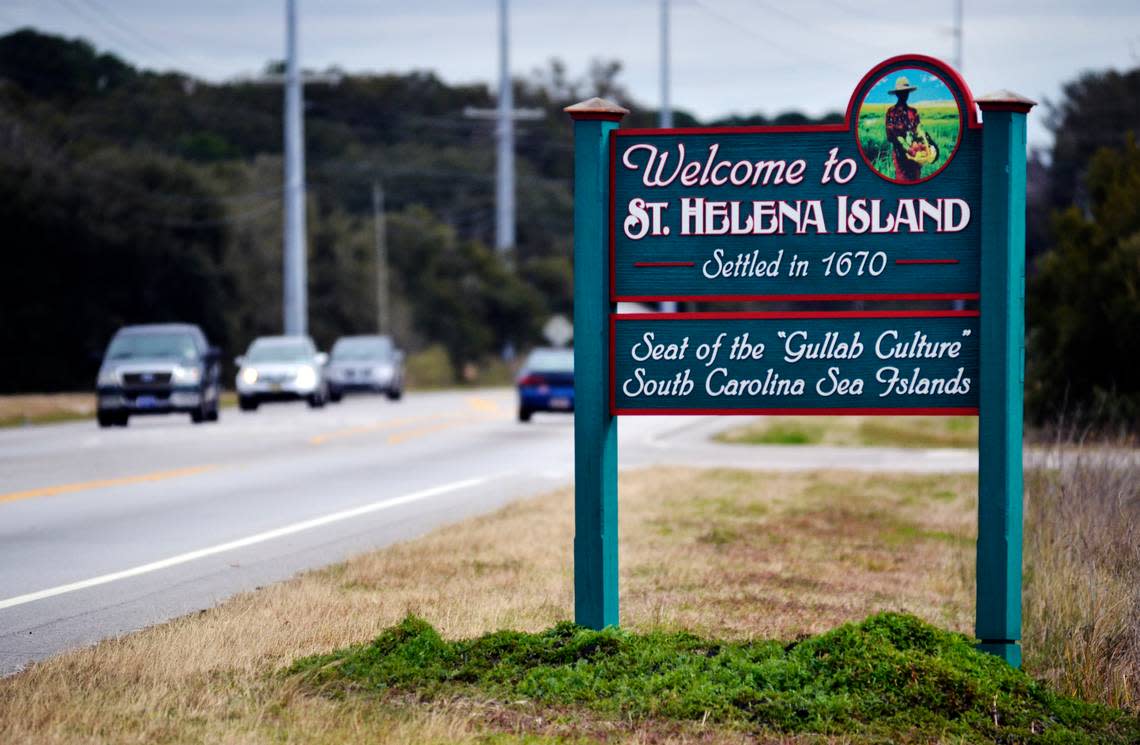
(291, 612, 1138, 742)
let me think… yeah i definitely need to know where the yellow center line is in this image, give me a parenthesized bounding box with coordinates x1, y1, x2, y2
(0, 465, 221, 505)
(386, 411, 511, 445)
(465, 396, 503, 414)
(309, 398, 508, 446)
(307, 415, 434, 446)
(385, 417, 473, 445)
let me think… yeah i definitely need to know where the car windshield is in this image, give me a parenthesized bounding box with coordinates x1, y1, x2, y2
(525, 349, 574, 373)
(106, 332, 198, 362)
(332, 338, 394, 362)
(246, 340, 312, 363)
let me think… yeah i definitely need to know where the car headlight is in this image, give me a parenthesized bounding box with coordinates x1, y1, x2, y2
(295, 366, 317, 388)
(96, 367, 119, 386)
(172, 366, 202, 385)
(240, 367, 259, 385)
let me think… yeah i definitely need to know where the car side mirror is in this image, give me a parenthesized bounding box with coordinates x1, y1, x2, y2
(234, 356, 246, 367)
(316, 352, 329, 366)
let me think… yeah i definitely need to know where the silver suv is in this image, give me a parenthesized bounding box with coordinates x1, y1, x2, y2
(326, 335, 405, 402)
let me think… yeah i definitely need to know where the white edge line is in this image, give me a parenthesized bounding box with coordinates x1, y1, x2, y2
(0, 476, 489, 611)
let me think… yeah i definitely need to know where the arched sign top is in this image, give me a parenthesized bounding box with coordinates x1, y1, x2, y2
(844, 54, 980, 131)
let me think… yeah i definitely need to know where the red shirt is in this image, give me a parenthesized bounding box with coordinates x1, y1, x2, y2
(886, 103, 923, 181)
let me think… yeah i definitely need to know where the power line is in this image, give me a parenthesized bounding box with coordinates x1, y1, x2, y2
(74, 0, 195, 69)
(50, 0, 178, 69)
(747, 0, 900, 55)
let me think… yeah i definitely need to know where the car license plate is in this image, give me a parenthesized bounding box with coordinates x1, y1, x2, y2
(269, 383, 283, 392)
(549, 397, 570, 409)
(135, 395, 158, 409)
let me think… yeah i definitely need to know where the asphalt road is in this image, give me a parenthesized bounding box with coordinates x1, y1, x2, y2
(0, 389, 979, 675)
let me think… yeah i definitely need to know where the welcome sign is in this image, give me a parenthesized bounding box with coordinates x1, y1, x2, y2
(566, 54, 1033, 666)
(612, 61, 980, 302)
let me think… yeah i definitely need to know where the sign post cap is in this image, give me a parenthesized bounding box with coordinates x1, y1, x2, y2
(977, 90, 1037, 113)
(564, 97, 629, 121)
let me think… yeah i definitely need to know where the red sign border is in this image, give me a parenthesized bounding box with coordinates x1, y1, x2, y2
(608, 54, 982, 305)
(609, 309, 981, 416)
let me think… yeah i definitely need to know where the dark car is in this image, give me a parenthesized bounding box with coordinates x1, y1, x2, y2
(325, 335, 405, 402)
(95, 324, 222, 427)
(516, 347, 574, 422)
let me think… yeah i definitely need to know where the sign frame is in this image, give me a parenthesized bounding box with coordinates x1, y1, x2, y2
(565, 58, 1034, 668)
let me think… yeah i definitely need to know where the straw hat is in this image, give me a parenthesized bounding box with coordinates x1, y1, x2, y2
(890, 76, 917, 95)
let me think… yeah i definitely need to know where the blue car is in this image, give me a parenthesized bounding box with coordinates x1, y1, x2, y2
(516, 347, 574, 422)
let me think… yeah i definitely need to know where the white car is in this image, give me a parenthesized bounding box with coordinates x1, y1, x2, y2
(235, 335, 329, 411)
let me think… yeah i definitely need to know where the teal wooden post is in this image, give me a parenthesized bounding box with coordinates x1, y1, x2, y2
(565, 98, 628, 630)
(976, 91, 1036, 667)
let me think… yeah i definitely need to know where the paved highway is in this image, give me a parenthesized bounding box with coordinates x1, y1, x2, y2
(0, 389, 978, 674)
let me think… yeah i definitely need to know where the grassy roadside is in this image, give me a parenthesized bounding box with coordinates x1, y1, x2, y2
(716, 415, 979, 448)
(0, 461, 1136, 742)
(0, 392, 243, 428)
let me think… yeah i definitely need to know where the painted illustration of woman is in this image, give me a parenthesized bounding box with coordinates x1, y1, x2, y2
(885, 76, 939, 182)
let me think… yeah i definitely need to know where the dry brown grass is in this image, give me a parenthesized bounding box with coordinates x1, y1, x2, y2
(0, 468, 976, 744)
(0, 393, 95, 426)
(1022, 444, 1140, 711)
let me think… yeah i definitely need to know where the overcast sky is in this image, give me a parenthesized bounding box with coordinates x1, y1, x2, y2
(3, 0, 1138, 148)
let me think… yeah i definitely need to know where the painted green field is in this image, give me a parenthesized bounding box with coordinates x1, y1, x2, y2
(858, 101, 960, 180)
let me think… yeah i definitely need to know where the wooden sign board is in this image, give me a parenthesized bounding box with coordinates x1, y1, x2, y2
(612, 311, 979, 414)
(611, 60, 980, 302)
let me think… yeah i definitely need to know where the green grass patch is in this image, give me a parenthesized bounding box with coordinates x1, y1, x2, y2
(740, 420, 825, 445)
(858, 101, 960, 180)
(291, 613, 1138, 743)
(718, 416, 978, 449)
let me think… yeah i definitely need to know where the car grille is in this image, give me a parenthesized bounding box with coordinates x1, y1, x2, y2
(259, 372, 294, 384)
(123, 372, 173, 386)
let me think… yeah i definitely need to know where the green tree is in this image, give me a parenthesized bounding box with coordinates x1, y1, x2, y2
(1046, 68, 1140, 210)
(1027, 135, 1140, 427)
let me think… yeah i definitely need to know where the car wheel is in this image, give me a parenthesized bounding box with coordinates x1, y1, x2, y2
(97, 411, 116, 428)
(115, 413, 130, 427)
(239, 396, 259, 412)
(308, 393, 325, 409)
(329, 389, 343, 403)
(387, 388, 403, 401)
(518, 406, 532, 423)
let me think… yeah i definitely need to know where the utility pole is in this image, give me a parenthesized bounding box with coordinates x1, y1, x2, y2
(660, 0, 672, 128)
(372, 180, 389, 335)
(951, 0, 965, 313)
(282, 0, 306, 335)
(496, 0, 513, 254)
(463, 0, 542, 257)
(659, 0, 678, 313)
(246, 1, 339, 336)
(953, 0, 963, 71)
